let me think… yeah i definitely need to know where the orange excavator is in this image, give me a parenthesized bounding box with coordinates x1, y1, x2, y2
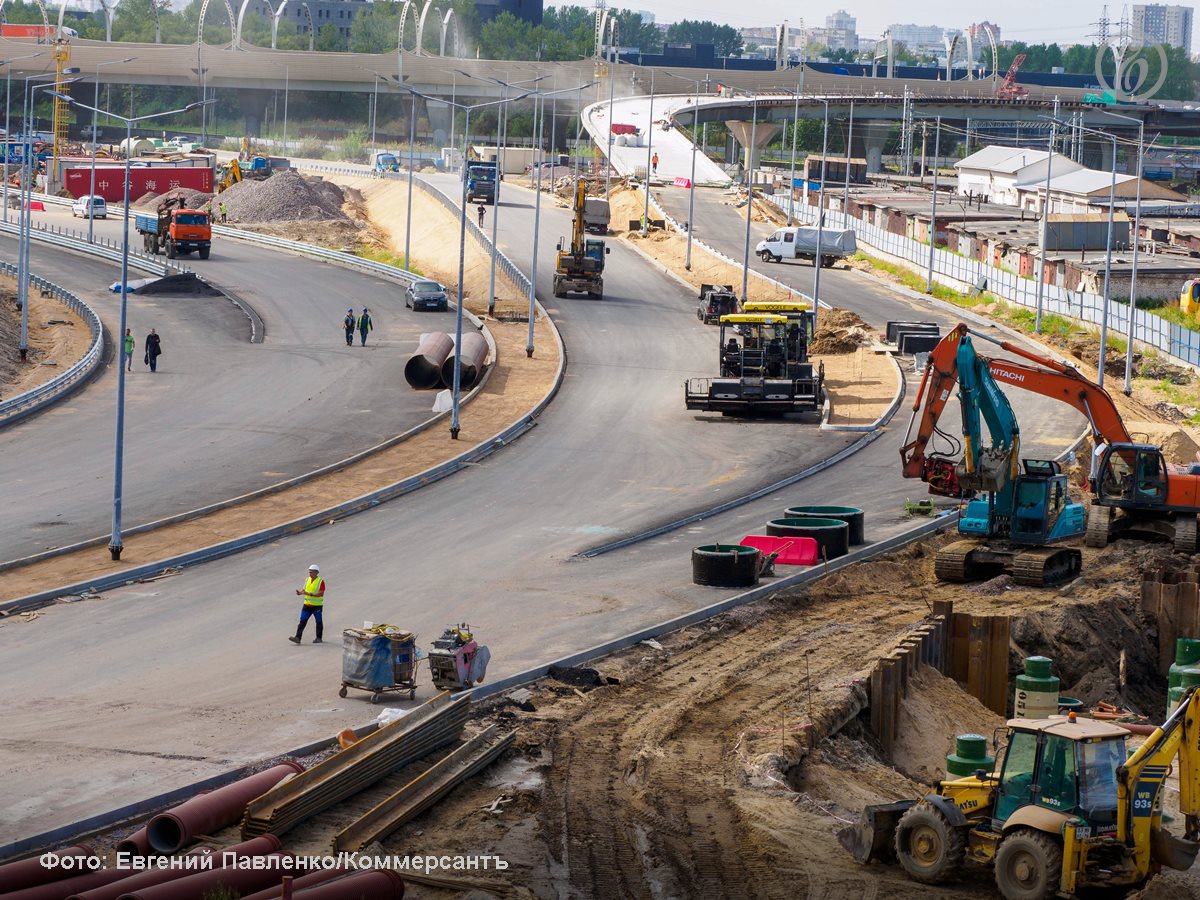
(903, 323, 1200, 553)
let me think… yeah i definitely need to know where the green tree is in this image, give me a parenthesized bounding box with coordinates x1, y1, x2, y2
(665, 19, 741, 56)
(348, 0, 400, 54)
(315, 22, 345, 52)
(610, 9, 660, 54)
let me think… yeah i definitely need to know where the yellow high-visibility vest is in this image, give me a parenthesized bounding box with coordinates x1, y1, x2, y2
(302, 576, 324, 607)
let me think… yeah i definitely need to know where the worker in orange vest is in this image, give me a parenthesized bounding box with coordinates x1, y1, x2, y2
(290, 564, 326, 644)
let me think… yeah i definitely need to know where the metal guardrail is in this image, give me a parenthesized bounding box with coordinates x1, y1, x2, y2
(298, 162, 536, 301)
(0, 260, 104, 424)
(0, 217, 176, 277)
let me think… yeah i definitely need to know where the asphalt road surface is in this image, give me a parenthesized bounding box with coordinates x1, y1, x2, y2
(0, 178, 1086, 843)
(0, 208, 446, 561)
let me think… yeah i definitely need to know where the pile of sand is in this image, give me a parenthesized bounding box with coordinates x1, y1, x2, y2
(892, 667, 1004, 784)
(811, 307, 870, 354)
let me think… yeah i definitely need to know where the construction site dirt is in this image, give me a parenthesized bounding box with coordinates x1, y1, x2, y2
(64, 533, 1195, 900)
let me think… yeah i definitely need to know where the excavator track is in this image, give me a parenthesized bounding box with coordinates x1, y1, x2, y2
(1085, 504, 1113, 548)
(934, 541, 980, 582)
(1011, 547, 1083, 587)
(1175, 514, 1199, 554)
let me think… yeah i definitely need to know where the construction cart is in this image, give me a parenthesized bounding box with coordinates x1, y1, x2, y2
(338, 626, 420, 703)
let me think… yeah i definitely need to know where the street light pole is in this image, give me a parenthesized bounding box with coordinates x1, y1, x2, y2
(812, 99, 829, 323)
(406, 89, 415, 268)
(282, 65, 289, 153)
(2, 53, 41, 227)
(740, 94, 757, 302)
(926, 116, 941, 294)
(1034, 111, 1057, 334)
(604, 62, 615, 197)
(90, 56, 135, 244)
(51, 90, 211, 560)
(1125, 121, 1144, 395)
(370, 73, 379, 154)
(664, 70, 707, 270)
(787, 85, 799, 226)
(641, 68, 655, 235)
(843, 100, 854, 214)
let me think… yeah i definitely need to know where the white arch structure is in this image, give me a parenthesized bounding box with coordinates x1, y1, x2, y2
(197, 0, 237, 48)
(593, 7, 618, 62)
(268, 0, 313, 50)
(438, 7, 459, 58)
(0, 0, 50, 30)
(397, 0, 417, 52)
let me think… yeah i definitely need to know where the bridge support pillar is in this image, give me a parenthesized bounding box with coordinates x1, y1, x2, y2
(725, 119, 780, 181)
(854, 121, 890, 174)
(424, 98, 452, 148)
(237, 88, 272, 139)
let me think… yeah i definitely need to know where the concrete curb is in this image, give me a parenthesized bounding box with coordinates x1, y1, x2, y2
(578, 383, 903, 559)
(821, 353, 908, 433)
(0, 510, 954, 864)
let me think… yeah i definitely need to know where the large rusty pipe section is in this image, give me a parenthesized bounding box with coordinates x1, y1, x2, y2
(440, 331, 489, 391)
(2, 866, 132, 900)
(113, 828, 152, 859)
(115, 853, 290, 900)
(404, 332, 454, 390)
(0, 845, 96, 893)
(69, 836, 282, 900)
(257, 870, 405, 899)
(238, 868, 349, 899)
(145, 761, 304, 853)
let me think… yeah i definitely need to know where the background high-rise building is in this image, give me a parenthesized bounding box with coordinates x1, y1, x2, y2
(1132, 4, 1193, 54)
(967, 20, 1002, 45)
(826, 9, 856, 32)
(888, 22, 955, 53)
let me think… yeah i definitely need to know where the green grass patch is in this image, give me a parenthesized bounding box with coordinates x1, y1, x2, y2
(1150, 378, 1200, 425)
(355, 244, 421, 276)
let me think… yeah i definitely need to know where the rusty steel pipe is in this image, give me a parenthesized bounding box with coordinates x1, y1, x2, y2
(115, 853, 291, 900)
(279, 870, 404, 899)
(113, 827, 152, 859)
(440, 330, 489, 391)
(404, 332, 454, 390)
(239, 868, 349, 900)
(69, 836, 282, 900)
(0, 845, 97, 893)
(146, 761, 304, 853)
(1, 866, 131, 900)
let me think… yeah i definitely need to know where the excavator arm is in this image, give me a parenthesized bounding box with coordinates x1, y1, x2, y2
(571, 178, 587, 257)
(1117, 685, 1200, 876)
(900, 324, 1021, 496)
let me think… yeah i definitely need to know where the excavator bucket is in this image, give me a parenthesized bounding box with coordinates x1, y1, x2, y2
(837, 800, 916, 864)
(1149, 826, 1199, 871)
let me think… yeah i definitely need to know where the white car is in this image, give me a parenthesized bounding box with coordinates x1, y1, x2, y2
(70, 195, 106, 219)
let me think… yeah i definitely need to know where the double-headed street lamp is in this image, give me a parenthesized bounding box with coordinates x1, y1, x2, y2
(393, 84, 529, 440)
(457, 71, 549, 317)
(474, 75, 590, 359)
(1098, 108, 1146, 395)
(18, 69, 80, 361)
(739, 93, 758, 302)
(639, 67, 655, 235)
(89, 56, 136, 243)
(661, 70, 709, 270)
(1, 52, 42, 226)
(50, 90, 211, 560)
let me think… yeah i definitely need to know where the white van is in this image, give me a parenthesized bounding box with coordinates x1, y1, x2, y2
(71, 195, 106, 219)
(755, 225, 856, 267)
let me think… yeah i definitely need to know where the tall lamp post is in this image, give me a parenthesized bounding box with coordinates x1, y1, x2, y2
(51, 91, 212, 560)
(1099, 109, 1146, 395)
(370, 71, 413, 268)
(1046, 115, 1119, 389)
(478, 76, 583, 358)
(663, 71, 709, 270)
(640, 67, 655, 235)
(811, 98, 829, 324)
(740, 93, 758, 302)
(925, 116, 941, 294)
(787, 84, 799, 226)
(1, 53, 41, 226)
(394, 86, 529, 439)
(18, 70, 80, 361)
(89, 56, 135, 244)
(459, 72, 549, 317)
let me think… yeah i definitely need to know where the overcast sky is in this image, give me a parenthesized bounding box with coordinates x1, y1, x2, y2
(596, 1, 1109, 46)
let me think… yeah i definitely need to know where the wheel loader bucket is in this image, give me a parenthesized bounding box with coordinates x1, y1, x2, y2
(837, 800, 917, 864)
(1149, 826, 1199, 871)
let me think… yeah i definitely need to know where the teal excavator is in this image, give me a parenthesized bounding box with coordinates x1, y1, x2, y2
(900, 325, 1086, 586)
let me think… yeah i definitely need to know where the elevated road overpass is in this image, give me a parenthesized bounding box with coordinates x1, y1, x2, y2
(6, 37, 1195, 142)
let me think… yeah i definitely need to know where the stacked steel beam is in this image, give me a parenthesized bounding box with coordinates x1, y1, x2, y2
(241, 693, 469, 838)
(333, 726, 515, 852)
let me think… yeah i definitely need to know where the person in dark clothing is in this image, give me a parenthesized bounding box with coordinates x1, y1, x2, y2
(343, 308, 356, 346)
(357, 308, 373, 347)
(144, 329, 162, 372)
(477, 203, 486, 226)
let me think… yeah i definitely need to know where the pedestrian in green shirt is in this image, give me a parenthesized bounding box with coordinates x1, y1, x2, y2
(123, 328, 134, 372)
(356, 308, 373, 347)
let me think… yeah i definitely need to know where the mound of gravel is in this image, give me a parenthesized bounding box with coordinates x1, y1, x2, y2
(218, 170, 349, 223)
(132, 188, 214, 210)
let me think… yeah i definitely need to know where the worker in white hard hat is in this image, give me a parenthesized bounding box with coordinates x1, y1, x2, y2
(290, 564, 326, 645)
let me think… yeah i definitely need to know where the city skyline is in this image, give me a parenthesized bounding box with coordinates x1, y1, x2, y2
(583, 1, 1129, 46)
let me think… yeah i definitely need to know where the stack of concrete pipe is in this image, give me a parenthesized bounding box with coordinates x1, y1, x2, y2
(404, 331, 488, 391)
